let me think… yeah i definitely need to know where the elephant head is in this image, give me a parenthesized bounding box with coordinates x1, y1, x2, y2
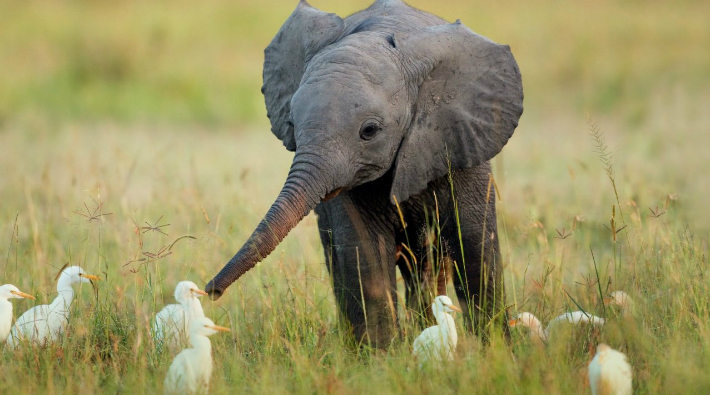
(205, 0, 523, 300)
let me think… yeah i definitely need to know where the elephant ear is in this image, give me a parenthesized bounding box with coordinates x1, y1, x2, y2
(390, 21, 523, 203)
(262, 1, 345, 151)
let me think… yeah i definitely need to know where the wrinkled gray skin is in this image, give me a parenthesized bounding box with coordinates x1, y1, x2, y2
(206, 0, 523, 347)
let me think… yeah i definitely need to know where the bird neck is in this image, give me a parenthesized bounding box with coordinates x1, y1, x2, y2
(190, 334, 212, 354)
(0, 298, 11, 317)
(530, 319, 548, 342)
(57, 275, 76, 292)
(0, 299, 11, 336)
(434, 311, 455, 333)
(183, 297, 204, 319)
(52, 283, 75, 311)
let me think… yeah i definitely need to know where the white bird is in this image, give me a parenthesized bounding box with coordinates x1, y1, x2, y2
(0, 284, 35, 342)
(153, 281, 208, 349)
(605, 291, 633, 316)
(412, 295, 461, 366)
(548, 310, 606, 329)
(588, 343, 633, 395)
(164, 316, 230, 394)
(508, 312, 548, 342)
(509, 310, 605, 343)
(7, 266, 99, 347)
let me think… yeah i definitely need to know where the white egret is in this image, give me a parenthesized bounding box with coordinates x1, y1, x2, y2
(153, 281, 208, 349)
(164, 316, 230, 394)
(508, 312, 548, 342)
(588, 343, 633, 395)
(605, 291, 633, 316)
(547, 310, 605, 328)
(7, 266, 99, 347)
(509, 310, 605, 343)
(412, 295, 462, 366)
(0, 284, 35, 342)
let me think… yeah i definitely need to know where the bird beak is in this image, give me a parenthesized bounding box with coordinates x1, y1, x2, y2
(191, 289, 209, 296)
(79, 273, 101, 281)
(446, 304, 463, 313)
(508, 319, 518, 327)
(10, 290, 36, 300)
(603, 296, 613, 305)
(205, 325, 231, 332)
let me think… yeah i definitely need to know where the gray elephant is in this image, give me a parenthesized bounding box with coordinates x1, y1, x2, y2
(206, 0, 523, 347)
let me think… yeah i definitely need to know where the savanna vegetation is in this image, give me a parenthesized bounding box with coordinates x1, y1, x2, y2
(0, 0, 709, 393)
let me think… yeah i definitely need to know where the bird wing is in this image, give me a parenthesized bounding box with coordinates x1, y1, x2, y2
(164, 349, 197, 394)
(45, 303, 71, 342)
(412, 330, 426, 356)
(547, 311, 605, 332)
(154, 304, 187, 348)
(8, 304, 61, 347)
(413, 326, 448, 362)
(588, 353, 602, 395)
(0, 301, 12, 341)
(600, 349, 633, 395)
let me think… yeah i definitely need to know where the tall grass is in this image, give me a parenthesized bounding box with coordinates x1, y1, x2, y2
(0, 123, 708, 393)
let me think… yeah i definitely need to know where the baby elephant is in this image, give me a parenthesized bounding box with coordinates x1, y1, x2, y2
(206, 0, 523, 347)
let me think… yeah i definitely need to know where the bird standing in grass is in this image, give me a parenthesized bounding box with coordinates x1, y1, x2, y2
(508, 312, 548, 342)
(412, 295, 461, 366)
(0, 284, 35, 342)
(605, 291, 633, 316)
(588, 343, 633, 395)
(154, 281, 208, 349)
(509, 311, 605, 343)
(164, 316, 230, 394)
(7, 265, 100, 347)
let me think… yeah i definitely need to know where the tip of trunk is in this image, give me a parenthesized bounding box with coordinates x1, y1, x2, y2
(204, 280, 223, 301)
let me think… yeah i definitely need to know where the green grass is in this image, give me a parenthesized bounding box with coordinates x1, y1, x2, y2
(0, 120, 708, 393)
(1, 0, 709, 393)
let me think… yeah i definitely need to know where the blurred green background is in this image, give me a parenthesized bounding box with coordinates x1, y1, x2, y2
(2, 0, 708, 128)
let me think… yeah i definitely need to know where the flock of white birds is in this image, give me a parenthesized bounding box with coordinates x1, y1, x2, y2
(509, 291, 634, 395)
(0, 265, 634, 394)
(4, 266, 99, 347)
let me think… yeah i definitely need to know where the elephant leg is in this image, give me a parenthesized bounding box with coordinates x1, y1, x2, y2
(418, 244, 451, 325)
(395, 244, 416, 323)
(397, 220, 451, 327)
(446, 218, 507, 338)
(397, 243, 431, 327)
(441, 167, 509, 339)
(397, 235, 429, 325)
(315, 196, 399, 348)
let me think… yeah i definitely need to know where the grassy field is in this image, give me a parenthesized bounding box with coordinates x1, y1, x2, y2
(1, 0, 709, 394)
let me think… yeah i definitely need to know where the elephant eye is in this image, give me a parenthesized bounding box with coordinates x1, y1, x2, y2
(359, 121, 381, 141)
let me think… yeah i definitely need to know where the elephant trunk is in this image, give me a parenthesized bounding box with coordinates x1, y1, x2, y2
(205, 152, 335, 300)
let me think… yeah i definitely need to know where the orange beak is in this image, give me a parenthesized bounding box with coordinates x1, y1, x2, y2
(79, 273, 101, 281)
(205, 325, 231, 332)
(447, 304, 463, 313)
(10, 290, 36, 300)
(191, 289, 209, 296)
(508, 319, 519, 327)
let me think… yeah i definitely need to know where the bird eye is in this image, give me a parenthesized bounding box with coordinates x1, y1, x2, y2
(359, 121, 381, 141)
